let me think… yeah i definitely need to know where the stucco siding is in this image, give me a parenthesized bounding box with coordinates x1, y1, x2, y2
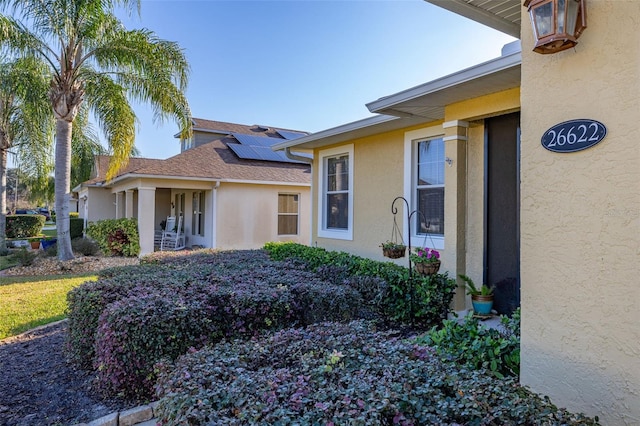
(519, 2, 640, 424)
(311, 129, 417, 263)
(85, 188, 115, 223)
(215, 183, 311, 250)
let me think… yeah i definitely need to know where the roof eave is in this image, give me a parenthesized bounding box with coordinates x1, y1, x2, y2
(272, 114, 430, 151)
(424, 0, 522, 38)
(366, 50, 522, 115)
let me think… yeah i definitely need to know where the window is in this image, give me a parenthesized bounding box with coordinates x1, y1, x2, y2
(192, 191, 205, 236)
(278, 193, 299, 235)
(415, 137, 444, 237)
(318, 145, 353, 240)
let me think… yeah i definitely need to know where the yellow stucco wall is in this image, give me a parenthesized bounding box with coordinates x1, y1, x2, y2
(310, 126, 427, 263)
(216, 183, 311, 250)
(519, 2, 640, 424)
(310, 88, 519, 311)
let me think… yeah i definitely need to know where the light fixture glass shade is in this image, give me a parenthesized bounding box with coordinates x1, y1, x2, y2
(524, 0, 587, 54)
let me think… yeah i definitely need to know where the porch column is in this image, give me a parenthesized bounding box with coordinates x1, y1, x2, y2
(115, 192, 123, 219)
(137, 187, 156, 256)
(443, 120, 468, 311)
(125, 190, 134, 219)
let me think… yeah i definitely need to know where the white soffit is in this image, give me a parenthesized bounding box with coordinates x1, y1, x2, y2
(424, 0, 522, 38)
(366, 51, 521, 119)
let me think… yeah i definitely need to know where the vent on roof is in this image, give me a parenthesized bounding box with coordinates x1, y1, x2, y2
(253, 125, 270, 132)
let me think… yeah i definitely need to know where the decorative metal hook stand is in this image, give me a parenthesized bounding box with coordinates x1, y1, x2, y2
(391, 196, 427, 323)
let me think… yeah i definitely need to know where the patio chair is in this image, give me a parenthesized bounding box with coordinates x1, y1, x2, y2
(154, 216, 175, 249)
(160, 215, 185, 251)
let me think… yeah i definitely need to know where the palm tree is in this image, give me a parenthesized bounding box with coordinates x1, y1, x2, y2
(0, 0, 192, 260)
(0, 55, 53, 251)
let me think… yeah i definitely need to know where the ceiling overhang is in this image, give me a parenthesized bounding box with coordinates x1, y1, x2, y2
(424, 0, 522, 38)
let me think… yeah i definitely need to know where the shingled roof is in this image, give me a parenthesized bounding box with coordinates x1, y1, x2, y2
(190, 118, 308, 140)
(80, 120, 311, 187)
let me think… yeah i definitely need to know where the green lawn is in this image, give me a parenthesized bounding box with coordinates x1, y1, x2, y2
(0, 274, 97, 339)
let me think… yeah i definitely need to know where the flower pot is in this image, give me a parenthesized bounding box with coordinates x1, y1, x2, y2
(30, 241, 41, 250)
(414, 260, 441, 275)
(382, 246, 406, 259)
(471, 294, 494, 316)
(41, 239, 57, 250)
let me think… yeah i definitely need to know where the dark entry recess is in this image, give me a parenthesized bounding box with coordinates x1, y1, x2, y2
(484, 112, 520, 315)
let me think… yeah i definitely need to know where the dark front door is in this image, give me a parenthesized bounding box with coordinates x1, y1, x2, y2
(485, 112, 520, 315)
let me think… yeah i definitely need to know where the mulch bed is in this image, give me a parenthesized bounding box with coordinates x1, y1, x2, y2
(0, 321, 135, 426)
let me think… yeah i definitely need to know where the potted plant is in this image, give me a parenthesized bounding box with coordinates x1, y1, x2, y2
(459, 274, 494, 316)
(410, 247, 441, 275)
(41, 236, 57, 251)
(380, 241, 406, 259)
(28, 237, 41, 250)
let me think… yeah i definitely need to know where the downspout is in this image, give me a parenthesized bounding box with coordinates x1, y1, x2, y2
(283, 148, 314, 246)
(211, 181, 220, 249)
(284, 147, 312, 164)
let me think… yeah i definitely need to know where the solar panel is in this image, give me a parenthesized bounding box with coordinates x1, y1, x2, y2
(228, 143, 308, 164)
(276, 129, 306, 140)
(232, 133, 281, 147)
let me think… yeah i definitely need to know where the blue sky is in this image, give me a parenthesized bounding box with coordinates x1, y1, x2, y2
(117, 0, 516, 160)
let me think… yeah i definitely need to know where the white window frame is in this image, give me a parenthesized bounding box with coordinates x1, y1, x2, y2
(277, 193, 300, 236)
(404, 127, 445, 250)
(318, 144, 354, 240)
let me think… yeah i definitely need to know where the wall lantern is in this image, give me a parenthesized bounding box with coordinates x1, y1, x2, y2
(523, 0, 587, 54)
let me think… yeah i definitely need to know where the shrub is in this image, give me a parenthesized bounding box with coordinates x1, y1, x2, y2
(43, 243, 57, 257)
(86, 218, 140, 257)
(264, 242, 457, 327)
(69, 217, 84, 239)
(93, 293, 221, 398)
(66, 277, 141, 368)
(155, 321, 599, 425)
(67, 250, 367, 399)
(13, 247, 37, 266)
(70, 211, 79, 218)
(71, 237, 100, 256)
(5, 214, 45, 238)
(415, 309, 521, 379)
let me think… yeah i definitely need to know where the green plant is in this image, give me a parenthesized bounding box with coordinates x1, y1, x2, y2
(43, 243, 57, 257)
(155, 320, 598, 425)
(379, 241, 406, 249)
(459, 273, 494, 296)
(69, 217, 85, 239)
(86, 218, 140, 257)
(71, 238, 100, 256)
(27, 237, 42, 243)
(66, 250, 365, 398)
(5, 215, 45, 238)
(264, 242, 456, 326)
(415, 309, 521, 379)
(13, 247, 37, 266)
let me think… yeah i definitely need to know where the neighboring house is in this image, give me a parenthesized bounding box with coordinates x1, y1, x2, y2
(274, 2, 638, 425)
(74, 118, 311, 255)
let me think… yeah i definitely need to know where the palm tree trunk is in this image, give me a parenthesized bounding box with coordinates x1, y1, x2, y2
(55, 118, 74, 260)
(0, 148, 6, 251)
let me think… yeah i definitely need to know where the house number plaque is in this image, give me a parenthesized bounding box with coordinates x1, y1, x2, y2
(541, 119, 607, 153)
